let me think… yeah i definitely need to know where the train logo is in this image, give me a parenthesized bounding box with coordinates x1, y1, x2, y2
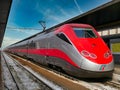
(100, 65, 106, 71)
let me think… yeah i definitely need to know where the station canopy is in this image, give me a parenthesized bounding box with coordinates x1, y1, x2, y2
(48, 0, 120, 31)
(0, 0, 12, 47)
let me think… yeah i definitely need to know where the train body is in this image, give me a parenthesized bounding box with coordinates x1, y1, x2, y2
(6, 24, 114, 78)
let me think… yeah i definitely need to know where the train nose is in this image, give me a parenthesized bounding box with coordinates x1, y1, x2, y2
(77, 38, 113, 64)
(81, 57, 114, 72)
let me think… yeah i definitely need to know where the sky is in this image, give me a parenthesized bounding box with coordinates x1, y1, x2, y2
(2, 0, 112, 48)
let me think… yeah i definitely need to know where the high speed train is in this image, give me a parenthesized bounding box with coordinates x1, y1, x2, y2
(6, 24, 114, 78)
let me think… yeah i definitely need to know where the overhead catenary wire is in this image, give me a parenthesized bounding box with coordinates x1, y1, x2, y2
(6, 27, 43, 32)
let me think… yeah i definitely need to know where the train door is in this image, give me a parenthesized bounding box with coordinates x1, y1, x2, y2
(26, 41, 29, 57)
(46, 34, 55, 66)
(36, 41, 40, 49)
(46, 40, 50, 64)
(40, 37, 48, 65)
(34, 41, 42, 64)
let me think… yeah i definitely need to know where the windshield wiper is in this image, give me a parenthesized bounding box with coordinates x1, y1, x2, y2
(85, 31, 96, 38)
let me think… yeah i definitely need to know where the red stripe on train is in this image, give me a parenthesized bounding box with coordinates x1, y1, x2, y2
(11, 48, 79, 68)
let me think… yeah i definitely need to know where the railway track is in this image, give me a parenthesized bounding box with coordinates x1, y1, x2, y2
(43, 64, 120, 90)
(2, 53, 19, 90)
(105, 73, 120, 89)
(106, 80, 120, 88)
(1, 52, 60, 90)
(4, 52, 120, 90)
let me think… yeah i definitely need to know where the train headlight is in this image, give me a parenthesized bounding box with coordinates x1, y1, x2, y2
(81, 50, 90, 57)
(104, 51, 111, 58)
(90, 53, 97, 59)
(81, 50, 97, 59)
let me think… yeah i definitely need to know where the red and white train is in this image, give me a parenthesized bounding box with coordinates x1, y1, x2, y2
(6, 24, 114, 78)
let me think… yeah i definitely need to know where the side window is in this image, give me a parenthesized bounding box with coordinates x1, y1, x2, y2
(29, 41, 35, 48)
(56, 33, 71, 44)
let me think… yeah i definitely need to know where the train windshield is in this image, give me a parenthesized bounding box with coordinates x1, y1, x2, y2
(74, 28, 97, 38)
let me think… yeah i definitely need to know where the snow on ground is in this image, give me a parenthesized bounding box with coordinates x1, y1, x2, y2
(3, 53, 42, 90)
(89, 82, 118, 90)
(1, 55, 18, 90)
(113, 73, 120, 82)
(3, 53, 63, 90)
(23, 66, 63, 90)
